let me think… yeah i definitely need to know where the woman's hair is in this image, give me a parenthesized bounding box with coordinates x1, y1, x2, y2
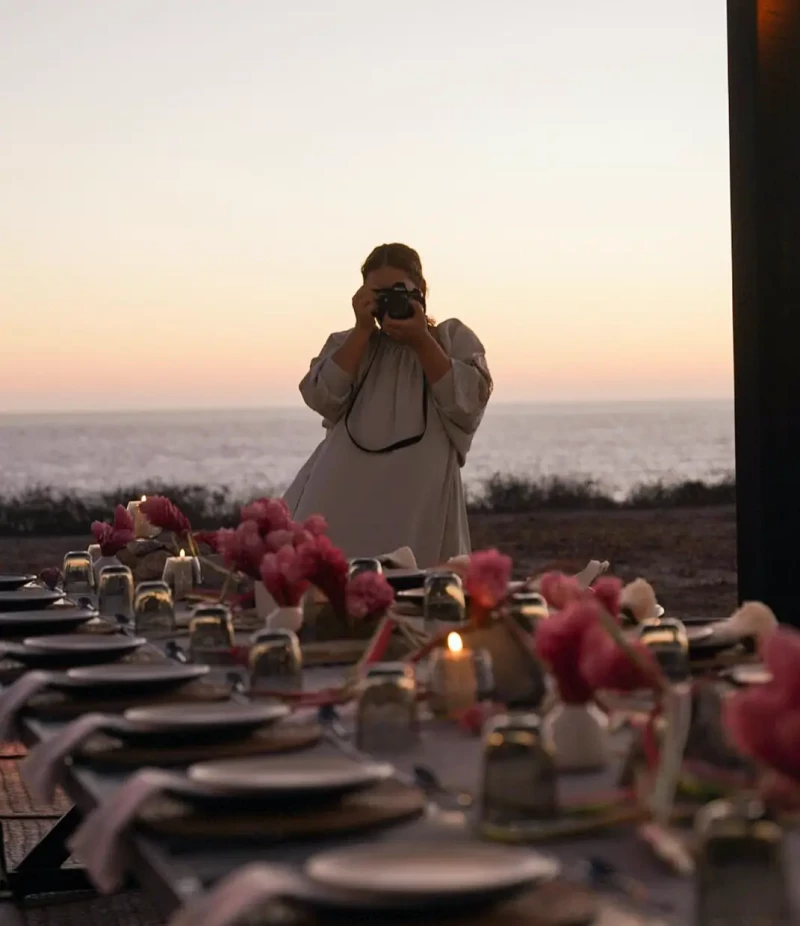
(361, 243, 436, 326)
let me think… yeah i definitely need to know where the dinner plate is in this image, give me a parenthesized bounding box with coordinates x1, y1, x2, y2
(2, 634, 146, 668)
(123, 701, 289, 741)
(187, 754, 393, 799)
(0, 588, 64, 612)
(304, 842, 559, 911)
(725, 664, 773, 686)
(0, 608, 96, 637)
(62, 662, 209, 692)
(0, 575, 36, 592)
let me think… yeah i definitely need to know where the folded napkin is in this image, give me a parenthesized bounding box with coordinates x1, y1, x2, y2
(0, 671, 53, 742)
(378, 547, 417, 570)
(168, 864, 299, 926)
(23, 713, 113, 804)
(573, 560, 610, 589)
(69, 768, 193, 894)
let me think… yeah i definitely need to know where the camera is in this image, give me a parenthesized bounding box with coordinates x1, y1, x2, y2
(373, 283, 426, 323)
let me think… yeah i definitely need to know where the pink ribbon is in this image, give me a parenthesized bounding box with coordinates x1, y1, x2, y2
(168, 865, 297, 926)
(0, 671, 52, 742)
(22, 713, 112, 803)
(69, 768, 188, 893)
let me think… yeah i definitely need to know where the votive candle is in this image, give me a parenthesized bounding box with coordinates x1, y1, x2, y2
(428, 631, 478, 716)
(162, 548, 198, 601)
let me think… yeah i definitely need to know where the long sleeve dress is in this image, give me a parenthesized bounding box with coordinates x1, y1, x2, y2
(283, 318, 492, 568)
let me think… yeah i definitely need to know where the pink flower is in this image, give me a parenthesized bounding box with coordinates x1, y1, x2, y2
(192, 530, 220, 553)
(259, 546, 309, 606)
(294, 534, 350, 616)
(217, 521, 268, 579)
(591, 576, 622, 618)
(724, 627, 800, 786)
(463, 549, 512, 610)
(301, 514, 327, 537)
(539, 571, 583, 610)
(265, 528, 295, 552)
(345, 571, 395, 620)
(240, 498, 292, 535)
(39, 567, 62, 590)
(139, 495, 191, 536)
(90, 505, 135, 556)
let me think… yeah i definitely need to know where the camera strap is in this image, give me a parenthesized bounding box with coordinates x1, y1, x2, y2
(344, 344, 428, 454)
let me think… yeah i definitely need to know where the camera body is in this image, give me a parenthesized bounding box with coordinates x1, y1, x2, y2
(373, 283, 426, 324)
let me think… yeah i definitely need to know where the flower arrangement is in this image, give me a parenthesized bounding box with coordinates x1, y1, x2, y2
(346, 571, 395, 621)
(90, 505, 135, 557)
(259, 547, 310, 608)
(139, 495, 193, 551)
(536, 572, 663, 704)
(463, 548, 512, 619)
(724, 625, 800, 804)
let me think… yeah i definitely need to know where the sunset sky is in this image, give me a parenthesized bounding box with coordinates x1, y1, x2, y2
(1, 0, 733, 412)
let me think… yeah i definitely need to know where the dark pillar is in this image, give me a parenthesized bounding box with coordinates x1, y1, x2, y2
(728, 0, 800, 621)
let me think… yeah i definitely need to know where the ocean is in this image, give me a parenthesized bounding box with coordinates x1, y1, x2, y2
(0, 401, 735, 501)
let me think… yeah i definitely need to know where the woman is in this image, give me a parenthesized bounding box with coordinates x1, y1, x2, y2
(284, 243, 491, 567)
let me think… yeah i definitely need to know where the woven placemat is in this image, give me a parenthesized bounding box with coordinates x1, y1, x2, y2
(20, 892, 162, 925)
(1, 818, 81, 870)
(76, 723, 322, 769)
(0, 741, 27, 759)
(138, 778, 426, 843)
(25, 680, 230, 721)
(0, 761, 71, 817)
(289, 880, 659, 925)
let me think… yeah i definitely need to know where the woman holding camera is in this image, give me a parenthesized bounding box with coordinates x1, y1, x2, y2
(284, 243, 492, 568)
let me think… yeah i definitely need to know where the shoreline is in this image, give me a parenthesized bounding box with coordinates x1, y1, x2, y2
(1, 505, 737, 619)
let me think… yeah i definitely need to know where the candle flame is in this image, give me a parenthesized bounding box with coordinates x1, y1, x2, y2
(447, 632, 463, 653)
(179, 549, 186, 558)
(140, 495, 146, 502)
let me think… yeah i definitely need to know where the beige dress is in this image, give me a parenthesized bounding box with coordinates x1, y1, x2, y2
(283, 319, 492, 568)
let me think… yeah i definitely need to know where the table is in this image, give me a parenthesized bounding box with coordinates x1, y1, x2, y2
(4, 630, 800, 925)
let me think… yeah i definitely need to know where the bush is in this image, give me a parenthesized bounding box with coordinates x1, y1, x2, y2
(0, 473, 736, 536)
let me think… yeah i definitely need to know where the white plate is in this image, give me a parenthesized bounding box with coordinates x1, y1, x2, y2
(124, 701, 288, 733)
(63, 663, 209, 689)
(306, 842, 559, 901)
(187, 754, 393, 798)
(20, 634, 146, 654)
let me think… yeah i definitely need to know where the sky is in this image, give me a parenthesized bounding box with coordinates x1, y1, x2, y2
(0, 0, 733, 412)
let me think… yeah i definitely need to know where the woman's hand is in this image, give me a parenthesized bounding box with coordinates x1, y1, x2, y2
(381, 299, 429, 347)
(351, 286, 377, 332)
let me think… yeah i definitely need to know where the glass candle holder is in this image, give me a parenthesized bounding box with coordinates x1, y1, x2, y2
(162, 549, 201, 602)
(249, 629, 303, 693)
(364, 662, 417, 686)
(480, 712, 559, 829)
(97, 565, 134, 620)
(348, 558, 383, 579)
(638, 617, 690, 682)
(508, 592, 549, 634)
(188, 603, 235, 658)
(356, 672, 419, 753)
(694, 797, 793, 924)
(62, 551, 95, 596)
(423, 571, 466, 631)
(472, 648, 494, 701)
(427, 631, 477, 717)
(133, 580, 176, 635)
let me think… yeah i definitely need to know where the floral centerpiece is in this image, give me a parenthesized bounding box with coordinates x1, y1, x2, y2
(90, 505, 135, 579)
(536, 571, 664, 771)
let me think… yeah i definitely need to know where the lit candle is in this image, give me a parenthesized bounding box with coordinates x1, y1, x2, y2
(162, 548, 198, 601)
(428, 631, 478, 717)
(126, 495, 158, 540)
(87, 544, 101, 562)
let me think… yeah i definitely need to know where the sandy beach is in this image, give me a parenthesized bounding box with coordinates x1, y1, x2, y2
(1, 505, 737, 619)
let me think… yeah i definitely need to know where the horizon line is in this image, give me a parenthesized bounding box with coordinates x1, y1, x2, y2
(0, 396, 736, 418)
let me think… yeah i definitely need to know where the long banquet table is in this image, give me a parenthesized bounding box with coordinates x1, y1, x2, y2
(5, 625, 800, 925)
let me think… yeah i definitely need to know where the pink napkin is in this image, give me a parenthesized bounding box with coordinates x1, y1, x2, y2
(69, 768, 189, 894)
(22, 713, 112, 804)
(0, 671, 53, 742)
(168, 865, 298, 926)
